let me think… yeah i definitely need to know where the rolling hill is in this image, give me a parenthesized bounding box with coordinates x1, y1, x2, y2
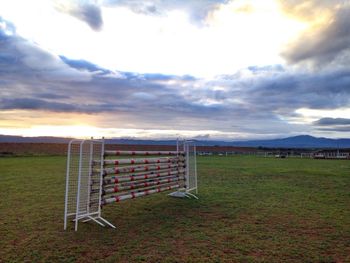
(1, 134, 349, 148)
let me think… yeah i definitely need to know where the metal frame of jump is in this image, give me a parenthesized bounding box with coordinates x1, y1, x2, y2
(64, 138, 198, 231)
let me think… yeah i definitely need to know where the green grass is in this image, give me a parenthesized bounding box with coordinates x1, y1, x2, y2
(0, 155, 349, 262)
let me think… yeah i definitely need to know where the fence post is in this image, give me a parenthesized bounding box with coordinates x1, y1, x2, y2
(64, 141, 73, 230)
(75, 140, 85, 231)
(194, 145, 198, 194)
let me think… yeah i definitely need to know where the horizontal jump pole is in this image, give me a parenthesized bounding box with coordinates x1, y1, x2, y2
(102, 183, 182, 205)
(94, 181, 184, 205)
(103, 181, 185, 197)
(102, 163, 185, 176)
(102, 172, 185, 188)
(100, 170, 185, 185)
(102, 156, 183, 166)
(102, 181, 186, 199)
(102, 174, 184, 189)
(103, 176, 185, 194)
(104, 150, 185, 156)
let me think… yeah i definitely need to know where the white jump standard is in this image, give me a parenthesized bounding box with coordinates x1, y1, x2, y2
(64, 139, 198, 231)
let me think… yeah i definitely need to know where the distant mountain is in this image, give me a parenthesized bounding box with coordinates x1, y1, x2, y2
(0, 135, 73, 143)
(230, 135, 350, 148)
(1, 134, 349, 148)
(0, 136, 224, 146)
(105, 138, 234, 146)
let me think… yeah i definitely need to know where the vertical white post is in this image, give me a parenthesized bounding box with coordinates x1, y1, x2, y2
(97, 137, 105, 218)
(185, 143, 190, 191)
(176, 138, 179, 156)
(87, 138, 94, 214)
(75, 140, 85, 231)
(64, 141, 72, 230)
(194, 144, 198, 194)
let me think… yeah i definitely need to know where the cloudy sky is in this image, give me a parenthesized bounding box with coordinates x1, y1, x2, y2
(0, 0, 349, 140)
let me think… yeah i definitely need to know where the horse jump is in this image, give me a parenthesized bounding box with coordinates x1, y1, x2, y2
(64, 139, 198, 231)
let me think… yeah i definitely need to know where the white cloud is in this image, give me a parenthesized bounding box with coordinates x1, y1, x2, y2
(0, 0, 307, 78)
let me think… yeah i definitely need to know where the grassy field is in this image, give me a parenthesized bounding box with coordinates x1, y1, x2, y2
(0, 155, 349, 262)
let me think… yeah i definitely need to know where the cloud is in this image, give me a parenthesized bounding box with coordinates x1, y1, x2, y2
(194, 134, 211, 140)
(0, 16, 16, 36)
(313, 118, 350, 133)
(239, 68, 350, 112)
(0, 20, 92, 83)
(317, 126, 350, 132)
(36, 93, 70, 100)
(0, 97, 137, 113)
(282, 3, 350, 67)
(59, 56, 105, 72)
(73, 4, 103, 31)
(278, 0, 337, 21)
(102, 0, 227, 25)
(314, 118, 350, 126)
(55, 1, 103, 31)
(1, 14, 350, 139)
(0, 98, 78, 112)
(0, 20, 220, 120)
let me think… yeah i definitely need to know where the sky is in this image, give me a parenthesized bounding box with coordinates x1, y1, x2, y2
(0, 0, 349, 140)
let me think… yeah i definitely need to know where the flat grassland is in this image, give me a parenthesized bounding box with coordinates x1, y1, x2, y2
(0, 155, 349, 262)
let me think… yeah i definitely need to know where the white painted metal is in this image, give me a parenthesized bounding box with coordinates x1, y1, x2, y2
(64, 138, 115, 230)
(87, 138, 93, 215)
(64, 140, 73, 230)
(185, 143, 190, 190)
(176, 138, 179, 154)
(169, 140, 198, 199)
(97, 137, 104, 221)
(95, 138, 116, 228)
(64, 140, 86, 226)
(194, 145, 198, 195)
(74, 140, 84, 231)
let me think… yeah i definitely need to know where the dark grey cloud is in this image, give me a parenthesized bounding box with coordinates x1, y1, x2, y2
(239, 68, 350, 112)
(313, 118, 350, 133)
(72, 4, 103, 31)
(317, 126, 350, 132)
(314, 118, 350, 126)
(0, 97, 136, 113)
(194, 134, 210, 140)
(0, 98, 78, 112)
(60, 56, 107, 73)
(55, 2, 103, 31)
(35, 93, 70, 100)
(282, 3, 350, 67)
